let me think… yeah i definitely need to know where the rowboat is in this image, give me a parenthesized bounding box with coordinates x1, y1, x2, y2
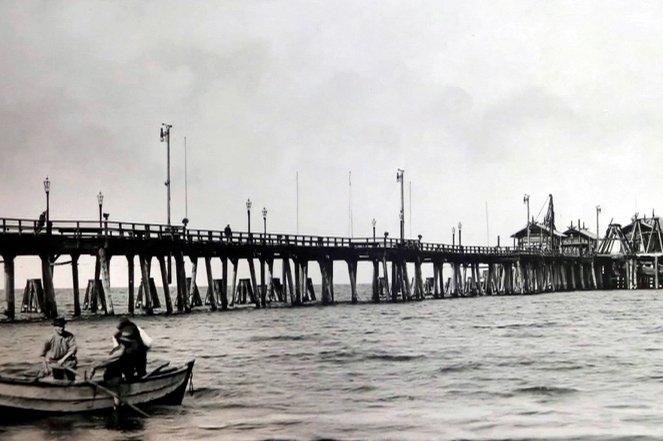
(0, 360, 194, 418)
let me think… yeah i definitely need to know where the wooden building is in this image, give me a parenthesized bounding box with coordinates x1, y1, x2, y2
(511, 222, 565, 251)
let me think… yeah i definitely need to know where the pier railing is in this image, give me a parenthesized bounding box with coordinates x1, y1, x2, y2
(0, 217, 587, 257)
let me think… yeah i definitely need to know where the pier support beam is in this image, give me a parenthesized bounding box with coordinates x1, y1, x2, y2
(656, 257, 659, 289)
(220, 256, 229, 309)
(71, 254, 80, 317)
(204, 257, 216, 309)
(127, 255, 135, 315)
(372, 260, 380, 302)
(260, 258, 266, 307)
(40, 255, 57, 319)
(99, 249, 114, 315)
(157, 255, 174, 315)
(139, 255, 153, 315)
(3, 255, 14, 320)
(348, 259, 358, 304)
(266, 258, 275, 302)
(248, 257, 260, 309)
(230, 257, 239, 306)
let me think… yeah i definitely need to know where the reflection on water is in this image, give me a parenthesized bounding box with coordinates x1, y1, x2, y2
(2, 287, 663, 440)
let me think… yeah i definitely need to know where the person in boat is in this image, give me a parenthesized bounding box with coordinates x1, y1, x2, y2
(92, 327, 149, 384)
(111, 318, 152, 371)
(40, 316, 77, 380)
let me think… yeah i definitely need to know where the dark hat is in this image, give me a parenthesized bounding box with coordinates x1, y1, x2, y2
(52, 317, 66, 327)
(117, 318, 132, 328)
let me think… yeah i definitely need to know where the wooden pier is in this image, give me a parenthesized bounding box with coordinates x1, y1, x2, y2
(0, 216, 659, 320)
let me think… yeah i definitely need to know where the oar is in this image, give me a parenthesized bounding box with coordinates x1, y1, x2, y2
(143, 362, 169, 379)
(62, 367, 149, 418)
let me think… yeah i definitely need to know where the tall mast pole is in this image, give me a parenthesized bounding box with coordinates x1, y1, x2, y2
(397, 169, 404, 242)
(184, 136, 188, 219)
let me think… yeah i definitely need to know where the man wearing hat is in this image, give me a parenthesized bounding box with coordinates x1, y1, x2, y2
(41, 317, 77, 380)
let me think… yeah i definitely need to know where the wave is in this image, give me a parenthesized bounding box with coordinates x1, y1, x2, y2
(438, 361, 484, 373)
(365, 353, 426, 362)
(514, 385, 579, 395)
(248, 334, 309, 342)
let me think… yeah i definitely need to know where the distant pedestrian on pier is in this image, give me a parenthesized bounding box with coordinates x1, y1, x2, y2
(35, 211, 46, 234)
(224, 224, 232, 243)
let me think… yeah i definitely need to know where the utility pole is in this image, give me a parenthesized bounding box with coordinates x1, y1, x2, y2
(596, 205, 601, 250)
(160, 123, 172, 228)
(396, 169, 404, 242)
(523, 194, 530, 249)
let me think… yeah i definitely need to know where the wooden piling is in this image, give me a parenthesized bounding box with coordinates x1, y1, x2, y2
(319, 258, 332, 305)
(294, 259, 302, 305)
(414, 259, 423, 300)
(381, 256, 390, 301)
(98, 248, 114, 315)
(127, 255, 135, 315)
(139, 255, 153, 315)
(230, 257, 239, 306)
(204, 257, 216, 309)
(39, 255, 57, 318)
(348, 259, 358, 304)
(259, 258, 266, 307)
(221, 256, 229, 309)
(157, 255, 174, 315)
(71, 254, 80, 317)
(266, 258, 275, 302)
(655, 256, 659, 289)
(372, 260, 380, 302)
(283, 258, 295, 305)
(247, 257, 260, 308)
(3, 255, 14, 320)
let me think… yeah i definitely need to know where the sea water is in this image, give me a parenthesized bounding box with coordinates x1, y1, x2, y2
(1, 286, 663, 440)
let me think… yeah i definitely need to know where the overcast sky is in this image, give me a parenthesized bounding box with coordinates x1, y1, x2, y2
(3, 1, 663, 286)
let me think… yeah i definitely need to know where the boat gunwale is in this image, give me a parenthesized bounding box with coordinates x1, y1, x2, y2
(0, 360, 194, 388)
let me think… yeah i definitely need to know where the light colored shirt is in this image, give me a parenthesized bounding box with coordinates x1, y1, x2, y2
(41, 330, 77, 366)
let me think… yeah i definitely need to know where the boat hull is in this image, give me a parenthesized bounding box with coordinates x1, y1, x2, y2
(0, 360, 194, 417)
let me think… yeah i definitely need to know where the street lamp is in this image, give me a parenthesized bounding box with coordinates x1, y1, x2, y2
(596, 205, 601, 249)
(452, 226, 456, 247)
(458, 222, 463, 248)
(97, 191, 103, 228)
(43, 177, 51, 229)
(372, 218, 376, 241)
(246, 198, 252, 235)
(262, 206, 267, 235)
(523, 194, 530, 248)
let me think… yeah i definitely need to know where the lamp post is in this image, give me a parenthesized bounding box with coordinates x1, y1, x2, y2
(246, 199, 252, 235)
(372, 218, 376, 241)
(523, 194, 530, 248)
(262, 206, 267, 235)
(452, 226, 456, 247)
(458, 222, 462, 248)
(43, 177, 51, 232)
(396, 169, 405, 242)
(160, 123, 172, 228)
(97, 191, 103, 228)
(596, 205, 601, 249)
